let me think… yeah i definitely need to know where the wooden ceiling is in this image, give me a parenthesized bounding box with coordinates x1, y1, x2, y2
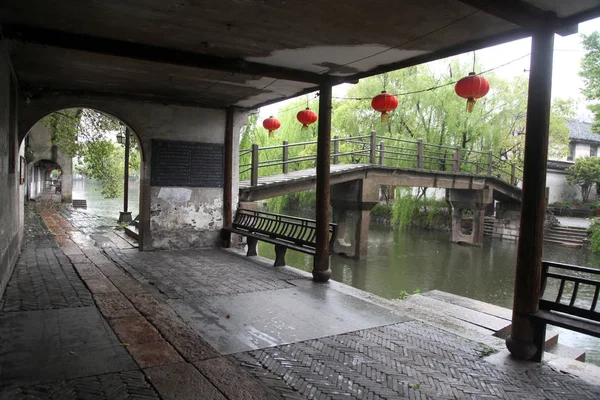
(1, 0, 600, 108)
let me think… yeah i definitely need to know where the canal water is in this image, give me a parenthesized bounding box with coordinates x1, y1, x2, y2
(68, 180, 600, 366)
(258, 212, 600, 366)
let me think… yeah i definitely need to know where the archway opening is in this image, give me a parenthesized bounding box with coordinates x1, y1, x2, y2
(22, 108, 143, 226)
(459, 208, 474, 235)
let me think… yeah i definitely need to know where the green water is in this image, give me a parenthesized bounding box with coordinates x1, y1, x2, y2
(258, 213, 600, 366)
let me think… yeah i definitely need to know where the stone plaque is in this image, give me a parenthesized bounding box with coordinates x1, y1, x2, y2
(151, 139, 224, 187)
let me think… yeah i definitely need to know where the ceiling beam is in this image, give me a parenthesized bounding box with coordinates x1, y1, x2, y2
(1, 23, 328, 85)
(454, 0, 559, 32)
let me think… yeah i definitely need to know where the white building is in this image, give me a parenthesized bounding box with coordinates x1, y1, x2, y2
(546, 121, 600, 204)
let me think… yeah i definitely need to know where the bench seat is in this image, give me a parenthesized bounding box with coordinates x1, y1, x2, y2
(222, 209, 337, 267)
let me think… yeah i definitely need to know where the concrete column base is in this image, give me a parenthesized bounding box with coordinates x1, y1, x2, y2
(506, 335, 538, 360)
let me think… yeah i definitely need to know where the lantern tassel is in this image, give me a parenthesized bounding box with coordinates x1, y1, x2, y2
(380, 111, 391, 123)
(466, 98, 476, 113)
(301, 124, 309, 131)
(268, 130, 274, 137)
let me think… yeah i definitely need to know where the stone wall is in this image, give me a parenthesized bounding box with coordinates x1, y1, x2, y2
(491, 204, 520, 241)
(25, 121, 73, 202)
(0, 43, 24, 298)
(19, 94, 247, 251)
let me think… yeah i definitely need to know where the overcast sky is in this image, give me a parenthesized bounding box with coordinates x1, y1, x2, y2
(261, 17, 600, 122)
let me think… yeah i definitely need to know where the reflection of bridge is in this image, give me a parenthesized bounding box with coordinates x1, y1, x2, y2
(239, 133, 523, 258)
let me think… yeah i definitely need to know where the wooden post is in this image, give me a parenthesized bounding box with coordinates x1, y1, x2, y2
(282, 140, 289, 174)
(506, 29, 554, 361)
(379, 141, 385, 166)
(223, 107, 234, 228)
(369, 130, 377, 164)
(452, 146, 461, 173)
(487, 150, 493, 176)
(417, 139, 423, 169)
(476, 162, 481, 174)
(313, 82, 333, 283)
(251, 143, 259, 187)
(333, 136, 339, 165)
(511, 163, 516, 185)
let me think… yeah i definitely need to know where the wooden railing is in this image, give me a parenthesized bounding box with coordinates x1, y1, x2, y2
(240, 131, 523, 187)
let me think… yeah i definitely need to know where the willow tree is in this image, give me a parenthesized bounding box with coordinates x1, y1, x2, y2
(42, 108, 141, 198)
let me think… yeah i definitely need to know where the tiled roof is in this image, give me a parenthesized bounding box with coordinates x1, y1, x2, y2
(568, 121, 600, 143)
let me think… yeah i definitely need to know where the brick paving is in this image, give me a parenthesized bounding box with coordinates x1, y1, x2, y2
(232, 321, 600, 399)
(105, 247, 300, 299)
(2, 203, 600, 399)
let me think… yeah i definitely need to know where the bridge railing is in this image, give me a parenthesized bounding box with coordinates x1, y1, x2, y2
(240, 131, 523, 187)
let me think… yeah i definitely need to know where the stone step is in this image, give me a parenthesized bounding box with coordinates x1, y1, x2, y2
(544, 233, 587, 243)
(124, 224, 139, 241)
(546, 342, 586, 362)
(543, 238, 583, 248)
(72, 199, 87, 208)
(550, 228, 588, 236)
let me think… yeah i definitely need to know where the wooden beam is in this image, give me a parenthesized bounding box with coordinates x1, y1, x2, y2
(313, 82, 333, 283)
(223, 107, 234, 229)
(506, 28, 554, 361)
(454, 0, 558, 31)
(2, 24, 325, 84)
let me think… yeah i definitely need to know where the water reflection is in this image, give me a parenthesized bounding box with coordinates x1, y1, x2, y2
(257, 211, 600, 365)
(72, 179, 140, 220)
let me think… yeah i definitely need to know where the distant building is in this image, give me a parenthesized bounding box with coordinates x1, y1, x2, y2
(547, 121, 600, 203)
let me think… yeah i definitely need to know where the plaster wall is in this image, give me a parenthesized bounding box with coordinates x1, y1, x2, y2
(26, 121, 73, 202)
(574, 143, 591, 159)
(19, 94, 247, 251)
(546, 169, 581, 203)
(0, 44, 23, 298)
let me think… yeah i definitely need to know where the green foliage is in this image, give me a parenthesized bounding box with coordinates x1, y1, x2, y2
(588, 218, 600, 253)
(397, 289, 421, 300)
(392, 188, 418, 231)
(371, 203, 393, 220)
(42, 108, 141, 199)
(552, 201, 571, 208)
(580, 32, 600, 133)
(566, 157, 600, 203)
(266, 190, 317, 214)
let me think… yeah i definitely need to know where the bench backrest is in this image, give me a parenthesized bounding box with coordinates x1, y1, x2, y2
(233, 209, 337, 250)
(540, 260, 600, 321)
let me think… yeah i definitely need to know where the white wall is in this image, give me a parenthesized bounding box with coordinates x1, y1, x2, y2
(19, 94, 248, 251)
(547, 169, 582, 203)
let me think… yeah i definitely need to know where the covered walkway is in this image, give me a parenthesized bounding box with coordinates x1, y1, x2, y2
(1, 205, 600, 399)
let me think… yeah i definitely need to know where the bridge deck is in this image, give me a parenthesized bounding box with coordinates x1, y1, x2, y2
(239, 164, 370, 189)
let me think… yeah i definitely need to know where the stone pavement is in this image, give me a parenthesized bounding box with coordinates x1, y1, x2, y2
(2, 204, 600, 399)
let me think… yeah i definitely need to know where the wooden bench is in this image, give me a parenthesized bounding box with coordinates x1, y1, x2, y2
(222, 209, 337, 267)
(528, 260, 600, 361)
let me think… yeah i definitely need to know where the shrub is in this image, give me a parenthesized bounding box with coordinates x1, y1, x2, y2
(588, 218, 600, 253)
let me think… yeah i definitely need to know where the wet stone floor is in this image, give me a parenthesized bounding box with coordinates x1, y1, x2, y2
(1, 203, 600, 399)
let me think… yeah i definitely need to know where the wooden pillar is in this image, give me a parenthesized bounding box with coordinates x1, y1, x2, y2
(506, 29, 554, 360)
(250, 143, 259, 187)
(416, 139, 423, 169)
(223, 107, 234, 228)
(313, 82, 333, 282)
(369, 130, 377, 164)
(282, 140, 289, 174)
(333, 136, 339, 165)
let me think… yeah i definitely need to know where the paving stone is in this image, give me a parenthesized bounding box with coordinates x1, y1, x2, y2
(195, 357, 280, 400)
(94, 292, 141, 320)
(73, 262, 105, 280)
(0, 370, 159, 399)
(144, 362, 226, 400)
(127, 341, 184, 368)
(0, 307, 137, 389)
(96, 262, 126, 277)
(110, 316, 164, 345)
(127, 293, 219, 361)
(85, 277, 120, 294)
(109, 274, 146, 295)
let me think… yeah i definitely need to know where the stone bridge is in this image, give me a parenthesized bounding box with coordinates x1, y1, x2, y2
(238, 134, 523, 258)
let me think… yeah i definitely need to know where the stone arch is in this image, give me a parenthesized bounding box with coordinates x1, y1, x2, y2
(18, 97, 147, 162)
(19, 97, 148, 249)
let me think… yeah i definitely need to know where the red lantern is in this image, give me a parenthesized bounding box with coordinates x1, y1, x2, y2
(454, 72, 490, 112)
(296, 108, 318, 130)
(371, 91, 399, 123)
(262, 116, 281, 137)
